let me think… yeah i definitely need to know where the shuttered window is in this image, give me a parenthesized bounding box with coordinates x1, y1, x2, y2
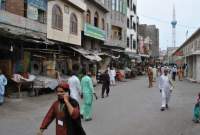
(70, 13, 78, 35)
(52, 5, 63, 30)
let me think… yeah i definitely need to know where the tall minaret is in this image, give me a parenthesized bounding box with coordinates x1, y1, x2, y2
(171, 4, 177, 47)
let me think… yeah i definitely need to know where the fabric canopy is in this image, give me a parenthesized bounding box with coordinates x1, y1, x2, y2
(70, 47, 102, 62)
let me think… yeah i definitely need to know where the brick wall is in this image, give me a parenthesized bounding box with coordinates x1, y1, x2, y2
(6, 0, 25, 17)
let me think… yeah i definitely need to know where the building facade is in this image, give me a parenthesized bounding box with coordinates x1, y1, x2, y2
(47, 0, 86, 46)
(165, 47, 178, 64)
(82, 0, 108, 51)
(0, 0, 48, 77)
(138, 24, 159, 58)
(126, 0, 137, 53)
(172, 28, 200, 82)
(104, 0, 127, 50)
(81, 0, 109, 72)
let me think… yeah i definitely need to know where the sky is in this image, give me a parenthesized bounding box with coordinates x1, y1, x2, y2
(138, 0, 200, 50)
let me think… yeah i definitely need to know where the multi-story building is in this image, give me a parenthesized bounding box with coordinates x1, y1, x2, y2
(83, 0, 108, 51)
(47, 0, 86, 75)
(126, 0, 137, 53)
(138, 24, 159, 58)
(82, 0, 109, 71)
(0, 0, 48, 77)
(104, 0, 127, 50)
(165, 47, 178, 64)
(47, 0, 86, 46)
(172, 28, 200, 82)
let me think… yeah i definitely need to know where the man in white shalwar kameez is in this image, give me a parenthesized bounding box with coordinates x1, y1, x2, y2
(109, 67, 116, 86)
(152, 66, 157, 82)
(159, 69, 174, 111)
(68, 72, 81, 103)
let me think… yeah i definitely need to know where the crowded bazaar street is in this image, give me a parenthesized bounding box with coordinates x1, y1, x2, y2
(0, 76, 200, 135)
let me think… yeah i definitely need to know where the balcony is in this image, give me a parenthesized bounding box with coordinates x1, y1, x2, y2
(67, 0, 86, 11)
(0, 10, 47, 39)
(84, 23, 106, 41)
(87, 0, 109, 12)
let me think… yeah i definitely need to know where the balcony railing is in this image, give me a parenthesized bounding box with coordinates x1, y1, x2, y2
(0, 10, 46, 34)
(88, 0, 109, 12)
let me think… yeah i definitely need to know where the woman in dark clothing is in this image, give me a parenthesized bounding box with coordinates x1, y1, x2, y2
(37, 84, 86, 135)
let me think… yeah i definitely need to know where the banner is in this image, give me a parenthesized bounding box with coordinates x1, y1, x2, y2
(84, 23, 106, 41)
(28, 0, 47, 11)
(27, 5, 38, 20)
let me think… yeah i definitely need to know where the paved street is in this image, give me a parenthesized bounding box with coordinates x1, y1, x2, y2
(0, 76, 200, 135)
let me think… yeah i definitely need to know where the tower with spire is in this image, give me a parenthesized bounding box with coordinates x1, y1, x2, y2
(171, 4, 177, 47)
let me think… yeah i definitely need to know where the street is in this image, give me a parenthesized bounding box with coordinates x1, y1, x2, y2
(0, 76, 200, 135)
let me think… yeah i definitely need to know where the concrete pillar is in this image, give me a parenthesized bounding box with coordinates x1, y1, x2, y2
(196, 55, 200, 82)
(193, 56, 196, 80)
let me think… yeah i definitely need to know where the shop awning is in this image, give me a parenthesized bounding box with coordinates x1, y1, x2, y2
(97, 52, 120, 59)
(139, 54, 150, 58)
(111, 49, 124, 53)
(186, 51, 200, 57)
(125, 52, 140, 59)
(70, 47, 102, 62)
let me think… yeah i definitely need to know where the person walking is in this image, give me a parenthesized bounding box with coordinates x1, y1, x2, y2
(159, 69, 174, 111)
(80, 69, 95, 121)
(37, 84, 86, 135)
(0, 69, 7, 105)
(152, 66, 157, 82)
(160, 66, 165, 76)
(177, 67, 181, 80)
(68, 72, 81, 103)
(193, 92, 200, 123)
(110, 67, 116, 85)
(172, 66, 177, 81)
(180, 67, 184, 81)
(101, 70, 110, 98)
(147, 66, 153, 88)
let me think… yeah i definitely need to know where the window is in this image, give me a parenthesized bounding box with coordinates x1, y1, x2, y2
(38, 9, 47, 24)
(127, 18, 129, 28)
(130, 0, 132, 10)
(127, 37, 129, 48)
(70, 13, 78, 34)
(0, 0, 6, 10)
(102, 18, 105, 30)
(107, 23, 109, 38)
(111, 25, 122, 40)
(94, 12, 99, 27)
(86, 10, 91, 24)
(133, 3, 136, 13)
(133, 40, 136, 49)
(130, 34, 133, 48)
(52, 5, 63, 30)
(133, 22, 136, 30)
(112, 0, 115, 10)
(116, 0, 119, 11)
(127, 0, 129, 8)
(120, 0, 123, 13)
(130, 16, 133, 28)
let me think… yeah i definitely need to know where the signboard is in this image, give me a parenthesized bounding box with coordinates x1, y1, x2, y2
(84, 23, 106, 41)
(28, 0, 47, 11)
(175, 51, 183, 56)
(27, 5, 38, 20)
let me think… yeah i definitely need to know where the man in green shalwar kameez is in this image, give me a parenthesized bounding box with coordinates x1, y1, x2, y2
(80, 69, 95, 121)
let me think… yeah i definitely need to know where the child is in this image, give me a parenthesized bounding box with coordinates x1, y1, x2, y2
(193, 93, 200, 123)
